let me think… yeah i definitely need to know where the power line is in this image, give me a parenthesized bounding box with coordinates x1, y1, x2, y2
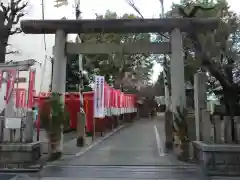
(39, 0, 47, 92)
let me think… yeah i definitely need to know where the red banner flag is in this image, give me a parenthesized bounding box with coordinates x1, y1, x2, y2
(27, 69, 36, 108)
(15, 89, 20, 108)
(21, 90, 27, 108)
(107, 86, 112, 108)
(116, 90, 121, 109)
(5, 69, 17, 104)
(15, 88, 27, 108)
(104, 83, 108, 108)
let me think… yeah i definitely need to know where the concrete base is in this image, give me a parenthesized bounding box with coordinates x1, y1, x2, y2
(76, 136, 84, 147)
(0, 141, 41, 169)
(112, 116, 119, 128)
(186, 112, 196, 160)
(124, 113, 133, 123)
(193, 141, 240, 176)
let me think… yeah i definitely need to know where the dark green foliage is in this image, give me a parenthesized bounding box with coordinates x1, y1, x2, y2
(66, 53, 80, 92)
(40, 93, 69, 135)
(66, 53, 90, 92)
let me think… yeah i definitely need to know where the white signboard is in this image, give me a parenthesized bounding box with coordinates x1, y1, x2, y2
(94, 76, 105, 118)
(5, 117, 21, 129)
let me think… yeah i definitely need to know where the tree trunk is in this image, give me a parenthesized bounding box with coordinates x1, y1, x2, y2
(0, 11, 6, 63)
(114, 72, 125, 89)
(0, 40, 6, 63)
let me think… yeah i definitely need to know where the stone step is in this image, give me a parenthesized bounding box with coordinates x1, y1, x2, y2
(34, 165, 205, 179)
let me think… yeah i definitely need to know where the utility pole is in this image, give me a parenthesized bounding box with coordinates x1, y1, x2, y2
(159, 0, 173, 150)
(159, 0, 170, 110)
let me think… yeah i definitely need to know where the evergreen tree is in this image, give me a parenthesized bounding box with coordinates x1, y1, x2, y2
(66, 54, 80, 92)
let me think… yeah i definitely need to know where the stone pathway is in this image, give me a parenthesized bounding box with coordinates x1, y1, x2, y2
(29, 118, 205, 179)
(1, 116, 238, 180)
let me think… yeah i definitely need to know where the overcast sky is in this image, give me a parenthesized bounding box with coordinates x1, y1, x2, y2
(5, 0, 240, 93)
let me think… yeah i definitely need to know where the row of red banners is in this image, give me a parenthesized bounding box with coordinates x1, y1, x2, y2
(37, 86, 137, 109)
(104, 83, 136, 108)
(0, 69, 36, 109)
(94, 75, 137, 118)
(103, 83, 137, 117)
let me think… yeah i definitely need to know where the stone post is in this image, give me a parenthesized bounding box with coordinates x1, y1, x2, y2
(52, 29, 67, 153)
(24, 111, 34, 143)
(201, 109, 212, 143)
(223, 116, 232, 143)
(234, 116, 240, 143)
(194, 72, 207, 141)
(212, 115, 222, 143)
(0, 116, 4, 142)
(76, 110, 85, 147)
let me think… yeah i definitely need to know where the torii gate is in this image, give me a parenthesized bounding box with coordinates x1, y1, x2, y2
(21, 18, 218, 147)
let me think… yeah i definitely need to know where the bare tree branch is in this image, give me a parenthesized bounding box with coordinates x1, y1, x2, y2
(10, 27, 22, 35)
(6, 50, 19, 54)
(0, 0, 28, 28)
(124, 0, 169, 40)
(13, 12, 25, 24)
(0, 3, 10, 18)
(124, 0, 144, 18)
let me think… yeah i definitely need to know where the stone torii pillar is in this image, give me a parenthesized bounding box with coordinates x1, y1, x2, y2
(170, 29, 186, 110)
(52, 30, 67, 96)
(170, 28, 186, 145)
(52, 29, 67, 152)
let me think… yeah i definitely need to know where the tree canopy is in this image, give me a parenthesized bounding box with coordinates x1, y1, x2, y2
(79, 10, 153, 90)
(166, 0, 240, 115)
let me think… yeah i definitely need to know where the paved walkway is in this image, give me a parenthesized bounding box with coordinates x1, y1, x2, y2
(28, 117, 206, 180)
(1, 115, 233, 179)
